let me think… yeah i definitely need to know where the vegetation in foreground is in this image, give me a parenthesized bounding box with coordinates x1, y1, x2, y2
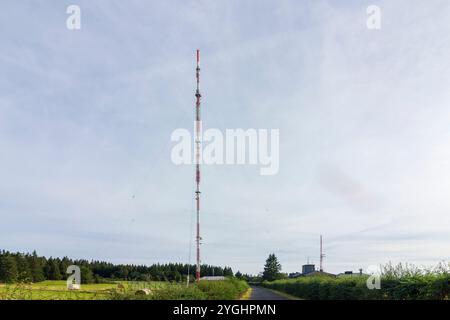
(262, 262, 450, 300)
(0, 248, 248, 300)
(0, 279, 249, 300)
(0, 281, 121, 300)
(111, 278, 249, 300)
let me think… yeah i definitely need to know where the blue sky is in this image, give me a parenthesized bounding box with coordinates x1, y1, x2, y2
(0, 0, 449, 274)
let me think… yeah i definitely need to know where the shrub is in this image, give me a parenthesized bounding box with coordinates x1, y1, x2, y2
(110, 278, 249, 300)
(197, 278, 249, 300)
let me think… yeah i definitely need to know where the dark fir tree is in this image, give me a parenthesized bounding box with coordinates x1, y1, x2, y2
(59, 256, 72, 280)
(262, 253, 282, 281)
(28, 251, 45, 282)
(223, 267, 234, 277)
(15, 253, 32, 282)
(45, 258, 62, 280)
(0, 255, 19, 283)
(80, 265, 94, 284)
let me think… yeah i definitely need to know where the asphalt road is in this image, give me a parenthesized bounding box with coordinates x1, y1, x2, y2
(249, 286, 289, 300)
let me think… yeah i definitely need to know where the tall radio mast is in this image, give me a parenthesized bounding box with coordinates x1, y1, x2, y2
(195, 49, 202, 282)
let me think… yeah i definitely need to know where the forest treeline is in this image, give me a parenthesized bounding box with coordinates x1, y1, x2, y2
(0, 249, 234, 283)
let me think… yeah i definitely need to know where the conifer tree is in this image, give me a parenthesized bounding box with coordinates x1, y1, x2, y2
(29, 251, 45, 282)
(0, 255, 19, 283)
(262, 253, 282, 281)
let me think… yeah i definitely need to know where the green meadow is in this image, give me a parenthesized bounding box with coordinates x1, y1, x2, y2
(0, 279, 249, 300)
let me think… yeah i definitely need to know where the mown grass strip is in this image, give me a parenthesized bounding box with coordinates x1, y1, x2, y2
(239, 287, 252, 300)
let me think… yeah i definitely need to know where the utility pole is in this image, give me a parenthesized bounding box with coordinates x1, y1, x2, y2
(319, 235, 325, 272)
(195, 49, 202, 282)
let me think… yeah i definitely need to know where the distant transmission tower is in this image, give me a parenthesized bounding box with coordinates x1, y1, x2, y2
(195, 49, 202, 282)
(319, 235, 325, 272)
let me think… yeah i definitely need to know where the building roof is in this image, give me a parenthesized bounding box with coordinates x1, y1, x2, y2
(337, 272, 369, 277)
(200, 276, 226, 281)
(304, 271, 335, 277)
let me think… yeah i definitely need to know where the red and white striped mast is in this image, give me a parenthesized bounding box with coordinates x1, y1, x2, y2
(195, 49, 202, 282)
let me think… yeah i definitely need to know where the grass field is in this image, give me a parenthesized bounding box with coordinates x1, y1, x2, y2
(0, 279, 249, 300)
(0, 280, 169, 300)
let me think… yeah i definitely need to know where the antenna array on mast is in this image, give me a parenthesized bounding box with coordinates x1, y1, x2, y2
(195, 49, 202, 282)
(320, 235, 325, 272)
